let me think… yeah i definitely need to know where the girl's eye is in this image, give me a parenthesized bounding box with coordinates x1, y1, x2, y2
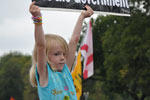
(54, 52, 65, 56)
(54, 53, 59, 56)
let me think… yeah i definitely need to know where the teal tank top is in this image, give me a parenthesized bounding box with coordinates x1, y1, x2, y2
(35, 63, 77, 100)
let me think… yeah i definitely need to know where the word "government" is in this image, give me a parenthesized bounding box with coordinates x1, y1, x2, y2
(55, 0, 129, 8)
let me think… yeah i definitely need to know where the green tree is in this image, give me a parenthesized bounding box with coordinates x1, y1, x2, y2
(0, 52, 38, 100)
(91, 6, 150, 100)
(0, 52, 26, 100)
(80, 0, 150, 99)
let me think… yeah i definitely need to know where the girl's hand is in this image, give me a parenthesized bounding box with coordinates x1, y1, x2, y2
(81, 5, 94, 18)
(29, 1, 42, 17)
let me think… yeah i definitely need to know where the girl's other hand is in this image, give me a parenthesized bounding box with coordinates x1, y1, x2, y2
(81, 5, 94, 18)
(29, 1, 42, 17)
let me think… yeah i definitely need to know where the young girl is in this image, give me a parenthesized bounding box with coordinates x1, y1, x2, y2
(29, 1, 93, 100)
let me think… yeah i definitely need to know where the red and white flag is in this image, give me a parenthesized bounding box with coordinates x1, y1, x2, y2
(80, 20, 94, 79)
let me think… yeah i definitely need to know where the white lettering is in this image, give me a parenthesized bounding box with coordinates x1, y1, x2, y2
(54, 0, 129, 9)
(97, 0, 100, 5)
(120, 0, 127, 8)
(115, 0, 120, 7)
(112, 0, 115, 6)
(66, 0, 70, 2)
(87, 0, 91, 4)
(81, 0, 86, 4)
(74, 0, 81, 3)
(103, 0, 106, 5)
(91, 0, 97, 5)
(120, 0, 123, 7)
(98, 0, 129, 8)
(101, 0, 104, 5)
(55, 0, 70, 2)
(102, 0, 110, 6)
(109, 0, 112, 6)
(125, 0, 129, 8)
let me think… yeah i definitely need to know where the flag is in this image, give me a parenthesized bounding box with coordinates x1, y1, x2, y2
(80, 20, 94, 79)
(71, 50, 82, 100)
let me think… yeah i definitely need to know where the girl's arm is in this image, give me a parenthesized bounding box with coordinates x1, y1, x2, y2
(66, 5, 94, 71)
(29, 2, 48, 87)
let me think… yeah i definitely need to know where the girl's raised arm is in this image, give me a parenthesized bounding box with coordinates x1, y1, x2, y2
(66, 5, 94, 71)
(29, 2, 48, 87)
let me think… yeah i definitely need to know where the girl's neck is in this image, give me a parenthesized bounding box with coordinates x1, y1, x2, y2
(47, 62, 63, 72)
(51, 66, 62, 72)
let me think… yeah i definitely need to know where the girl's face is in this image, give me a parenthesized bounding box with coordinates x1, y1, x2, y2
(48, 44, 66, 72)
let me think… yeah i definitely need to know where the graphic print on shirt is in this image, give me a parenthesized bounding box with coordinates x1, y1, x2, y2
(51, 89, 63, 96)
(63, 96, 70, 100)
(64, 86, 69, 91)
(70, 91, 75, 96)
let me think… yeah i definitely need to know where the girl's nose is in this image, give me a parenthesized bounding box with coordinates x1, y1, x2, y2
(60, 54, 65, 60)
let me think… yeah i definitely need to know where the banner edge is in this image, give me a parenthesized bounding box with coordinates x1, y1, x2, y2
(40, 7, 130, 17)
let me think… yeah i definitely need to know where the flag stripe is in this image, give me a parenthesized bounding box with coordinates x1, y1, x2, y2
(86, 54, 93, 66)
(81, 44, 88, 52)
(83, 70, 88, 79)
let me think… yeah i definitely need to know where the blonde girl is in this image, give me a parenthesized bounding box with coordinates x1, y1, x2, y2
(29, 1, 93, 100)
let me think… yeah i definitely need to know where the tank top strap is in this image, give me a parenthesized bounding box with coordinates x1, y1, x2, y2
(35, 63, 51, 87)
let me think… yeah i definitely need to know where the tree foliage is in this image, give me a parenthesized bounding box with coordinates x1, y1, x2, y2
(81, 1, 150, 100)
(81, 0, 150, 100)
(0, 52, 38, 100)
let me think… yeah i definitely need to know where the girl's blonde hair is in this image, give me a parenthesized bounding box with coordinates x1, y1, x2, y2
(29, 34, 69, 87)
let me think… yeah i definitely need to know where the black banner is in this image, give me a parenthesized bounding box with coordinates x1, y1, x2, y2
(32, 0, 130, 16)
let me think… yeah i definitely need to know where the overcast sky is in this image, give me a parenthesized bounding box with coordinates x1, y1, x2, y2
(0, 0, 98, 57)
